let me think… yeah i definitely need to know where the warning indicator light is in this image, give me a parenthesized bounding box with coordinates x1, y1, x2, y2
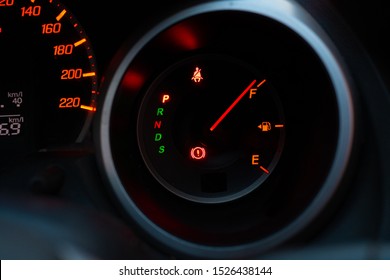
(258, 122, 272, 132)
(191, 67, 203, 83)
(190, 146, 206, 160)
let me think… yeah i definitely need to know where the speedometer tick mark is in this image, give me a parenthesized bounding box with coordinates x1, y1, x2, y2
(83, 72, 96, 78)
(80, 105, 96, 112)
(56, 9, 67, 21)
(74, 38, 86, 47)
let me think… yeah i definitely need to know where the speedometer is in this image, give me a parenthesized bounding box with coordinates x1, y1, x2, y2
(0, 0, 97, 162)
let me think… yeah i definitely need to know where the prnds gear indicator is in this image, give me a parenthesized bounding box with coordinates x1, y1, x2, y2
(137, 55, 285, 203)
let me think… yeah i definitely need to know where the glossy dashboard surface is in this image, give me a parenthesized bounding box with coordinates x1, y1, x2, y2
(1, 0, 390, 259)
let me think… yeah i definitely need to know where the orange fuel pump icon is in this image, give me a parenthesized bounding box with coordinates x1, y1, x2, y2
(258, 122, 272, 132)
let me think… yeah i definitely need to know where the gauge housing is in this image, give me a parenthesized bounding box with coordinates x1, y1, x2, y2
(96, 0, 356, 258)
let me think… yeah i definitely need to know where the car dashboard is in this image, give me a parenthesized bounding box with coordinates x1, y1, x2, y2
(1, 0, 390, 259)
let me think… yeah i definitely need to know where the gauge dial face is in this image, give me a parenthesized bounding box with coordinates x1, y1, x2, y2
(138, 55, 285, 203)
(0, 0, 97, 160)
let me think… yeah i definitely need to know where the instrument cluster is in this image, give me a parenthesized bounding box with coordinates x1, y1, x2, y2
(1, 0, 390, 259)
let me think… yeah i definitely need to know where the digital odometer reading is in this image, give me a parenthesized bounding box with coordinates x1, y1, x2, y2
(0, 91, 23, 137)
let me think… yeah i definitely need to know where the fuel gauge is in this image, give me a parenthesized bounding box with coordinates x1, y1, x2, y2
(97, 0, 355, 258)
(137, 55, 285, 203)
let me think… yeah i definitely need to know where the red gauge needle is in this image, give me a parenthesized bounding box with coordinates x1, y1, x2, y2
(210, 79, 257, 132)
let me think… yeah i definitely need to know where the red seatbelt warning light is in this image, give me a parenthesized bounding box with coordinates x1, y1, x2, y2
(190, 146, 206, 160)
